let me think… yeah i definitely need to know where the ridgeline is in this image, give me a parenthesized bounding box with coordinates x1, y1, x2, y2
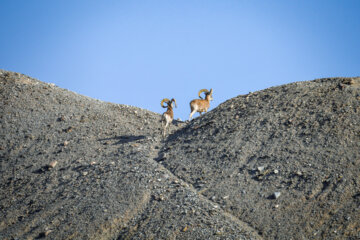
(1, 70, 359, 239)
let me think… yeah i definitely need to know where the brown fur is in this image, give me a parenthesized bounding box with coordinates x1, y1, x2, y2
(161, 98, 176, 137)
(189, 89, 213, 120)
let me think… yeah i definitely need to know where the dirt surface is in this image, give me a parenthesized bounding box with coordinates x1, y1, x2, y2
(0, 70, 359, 239)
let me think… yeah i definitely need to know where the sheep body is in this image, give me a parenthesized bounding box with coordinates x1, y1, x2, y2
(189, 88, 213, 120)
(161, 98, 177, 137)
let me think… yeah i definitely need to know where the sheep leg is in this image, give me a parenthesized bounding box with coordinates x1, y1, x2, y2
(189, 110, 196, 120)
(163, 121, 169, 137)
(161, 116, 166, 136)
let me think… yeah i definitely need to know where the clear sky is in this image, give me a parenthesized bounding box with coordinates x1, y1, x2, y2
(1, 0, 359, 120)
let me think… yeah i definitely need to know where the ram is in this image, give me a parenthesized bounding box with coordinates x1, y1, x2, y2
(189, 88, 213, 120)
(160, 98, 177, 137)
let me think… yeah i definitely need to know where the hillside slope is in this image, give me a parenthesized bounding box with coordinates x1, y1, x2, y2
(0, 70, 260, 240)
(1, 70, 359, 239)
(161, 77, 360, 239)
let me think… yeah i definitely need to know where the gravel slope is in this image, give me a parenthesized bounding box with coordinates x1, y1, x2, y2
(1, 70, 359, 239)
(0, 70, 260, 240)
(161, 77, 360, 239)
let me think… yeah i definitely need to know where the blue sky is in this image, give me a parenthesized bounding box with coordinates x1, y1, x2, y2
(1, 0, 359, 120)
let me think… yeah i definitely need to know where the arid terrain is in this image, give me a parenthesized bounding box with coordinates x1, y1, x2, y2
(1, 70, 359, 239)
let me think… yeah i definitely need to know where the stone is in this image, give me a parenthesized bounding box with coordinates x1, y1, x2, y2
(48, 161, 57, 169)
(257, 166, 265, 172)
(273, 192, 281, 199)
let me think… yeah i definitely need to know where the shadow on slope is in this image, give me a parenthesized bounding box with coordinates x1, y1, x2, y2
(99, 135, 147, 145)
(0, 70, 261, 240)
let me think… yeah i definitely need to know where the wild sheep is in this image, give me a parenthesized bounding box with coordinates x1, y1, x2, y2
(189, 88, 213, 120)
(161, 98, 177, 137)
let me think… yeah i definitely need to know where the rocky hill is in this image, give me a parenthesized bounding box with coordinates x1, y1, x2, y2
(1, 70, 359, 239)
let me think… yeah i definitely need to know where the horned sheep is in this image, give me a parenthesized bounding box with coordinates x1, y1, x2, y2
(189, 88, 213, 120)
(160, 98, 177, 137)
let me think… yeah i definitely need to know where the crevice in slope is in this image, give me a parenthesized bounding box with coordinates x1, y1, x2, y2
(145, 123, 263, 239)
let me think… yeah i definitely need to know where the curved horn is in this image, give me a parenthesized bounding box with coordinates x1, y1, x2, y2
(161, 98, 170, 108)
(171, 98, 177, 108)
(198, 89, 208, 99)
